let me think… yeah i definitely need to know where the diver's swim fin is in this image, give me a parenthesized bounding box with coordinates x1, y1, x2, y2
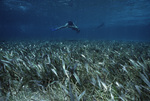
(51, 28, 57, 31)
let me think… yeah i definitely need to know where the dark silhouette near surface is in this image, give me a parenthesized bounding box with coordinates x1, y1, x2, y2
(97, 22, 105, 29)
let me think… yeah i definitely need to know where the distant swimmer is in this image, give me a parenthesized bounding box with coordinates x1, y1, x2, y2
(52, 21, 80, 33)
(97, 22, 105, 29)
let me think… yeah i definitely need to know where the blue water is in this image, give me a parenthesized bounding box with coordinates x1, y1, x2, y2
(0, 0, 150, 41)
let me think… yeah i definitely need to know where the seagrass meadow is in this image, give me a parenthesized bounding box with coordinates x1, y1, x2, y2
(0, 40, 150, 101)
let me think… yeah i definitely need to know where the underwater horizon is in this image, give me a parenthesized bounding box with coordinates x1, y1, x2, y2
(0, 0, 150, 41)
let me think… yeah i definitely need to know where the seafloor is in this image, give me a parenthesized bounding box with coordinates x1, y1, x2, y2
(0, 40, 150, 101)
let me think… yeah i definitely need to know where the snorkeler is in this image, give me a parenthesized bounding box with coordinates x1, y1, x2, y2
(52, 21, 80, 33)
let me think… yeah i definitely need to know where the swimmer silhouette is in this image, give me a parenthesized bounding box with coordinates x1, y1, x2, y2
(97, 22, 105, 29)
(52, 21, 80, 33)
